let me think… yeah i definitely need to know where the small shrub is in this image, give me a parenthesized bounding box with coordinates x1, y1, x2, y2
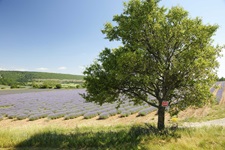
(108, 109, 117, 116)
(40, 84, 48, 89)
(39, 113, 48, 119)
(76, 84, 80, 88)
(40, 80, 61, 89)
(29, 113, 48, 121)
(64, 112, 83, 120)
(48, 113, 65, 120)
(117, 108, 125, 114)
(29, 115, 40, 121)
(32, 82, 40, 88)
(99, 112, 110, 119)
(129, 107, 142, 114)
(17, 114, 28, 120)
(10, 85, 19, 89)
(138, 107, 156, 116)
(7, 114, 16, 119)
(55, 84, 62, 89)
(84, 111, 98, 119)
(120, 111, 131, 117)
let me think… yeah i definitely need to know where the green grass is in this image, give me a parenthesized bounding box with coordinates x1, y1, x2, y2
(0, 124, 225, 149)
(205, 105, 225, 120)
(0, 85, 10, 89)
(144, 126, 225, 150)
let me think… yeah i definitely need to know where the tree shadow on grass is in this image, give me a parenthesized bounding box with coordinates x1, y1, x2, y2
(15, 124, 180, 150)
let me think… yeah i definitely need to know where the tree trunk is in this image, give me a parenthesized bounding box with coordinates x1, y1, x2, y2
(157, 106, 165, 130)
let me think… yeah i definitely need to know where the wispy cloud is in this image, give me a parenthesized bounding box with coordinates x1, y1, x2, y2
(14, 68, 29, 71)
(58, 66, 67, 70)
(0, 67, 29, 71)
(0, 68, 6, 70)
(36, 67, 48, 71)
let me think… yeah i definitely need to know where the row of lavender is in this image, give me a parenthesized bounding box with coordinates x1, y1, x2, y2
(0, 89, 156, 121)
(210, 81, 225, 102)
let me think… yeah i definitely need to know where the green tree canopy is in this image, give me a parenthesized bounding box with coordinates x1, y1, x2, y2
(82, 0, 223, 130)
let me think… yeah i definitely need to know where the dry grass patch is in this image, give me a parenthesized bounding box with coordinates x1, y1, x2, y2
(179, 104, 225, 123)
(179, 106, 211, 121)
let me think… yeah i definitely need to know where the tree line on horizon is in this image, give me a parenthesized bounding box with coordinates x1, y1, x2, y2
(0, 71, 83, 88)
(218, 77, 225, 81)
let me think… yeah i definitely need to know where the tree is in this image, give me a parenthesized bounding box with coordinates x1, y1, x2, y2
(82, 0, 222, 130)
(218, 77, 225, 81)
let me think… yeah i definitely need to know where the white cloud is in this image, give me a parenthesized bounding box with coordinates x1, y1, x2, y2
(15, 68, 29, 71)
(36, 67, 48, 71)
(0, 67, 28, 71)
(0, 68, 6, 70)
(58, 66, 67, 70)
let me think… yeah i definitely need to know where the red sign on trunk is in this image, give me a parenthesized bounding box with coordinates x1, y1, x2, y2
(162, 101, 169, 107)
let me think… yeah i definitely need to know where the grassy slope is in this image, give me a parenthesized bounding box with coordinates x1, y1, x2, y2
(0, 71, 84, 82)
(178, 105, 225, 123)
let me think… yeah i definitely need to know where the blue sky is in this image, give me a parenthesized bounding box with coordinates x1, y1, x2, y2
(0, 0, 224, 77)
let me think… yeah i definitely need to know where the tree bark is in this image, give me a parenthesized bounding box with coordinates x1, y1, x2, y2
(157, 106, 165, 130)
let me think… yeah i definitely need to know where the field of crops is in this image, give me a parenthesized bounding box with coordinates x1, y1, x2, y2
(0, 89, 157, 121)
(0, 81, 224, 121)
(210, 81, 225, 104)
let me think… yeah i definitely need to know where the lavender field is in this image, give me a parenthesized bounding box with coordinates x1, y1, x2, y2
(0, 81, 224, 121)
(216, 82, 225, 102)
(210, 81, 225, 102)
(0, 89, 156, 121)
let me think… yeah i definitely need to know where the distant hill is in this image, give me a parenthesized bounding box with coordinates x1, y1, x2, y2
(0, 71, 83, 86)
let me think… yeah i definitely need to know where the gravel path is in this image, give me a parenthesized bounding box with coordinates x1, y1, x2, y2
(183, 118, 225, 127)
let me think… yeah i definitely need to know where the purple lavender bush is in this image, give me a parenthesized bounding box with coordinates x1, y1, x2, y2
(64, 112, 84, 120)
(83, 111, 98, 119)
(138, 107, 156, 116)
(120, 111, 131, 117)
(99, 112, 111, 119)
